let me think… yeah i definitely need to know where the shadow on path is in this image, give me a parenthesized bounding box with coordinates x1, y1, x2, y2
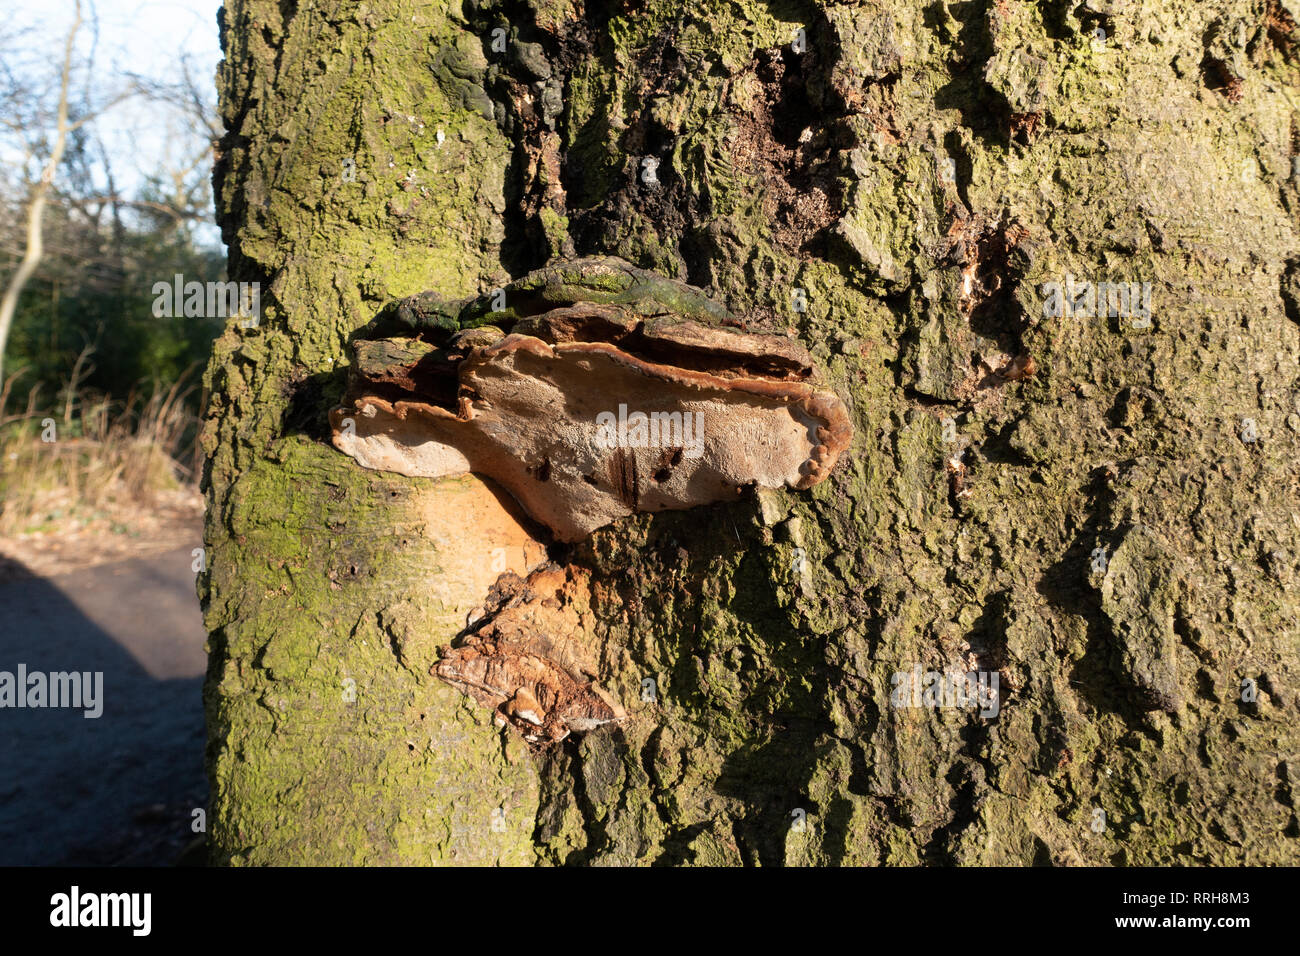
(0, 545, 207, 865)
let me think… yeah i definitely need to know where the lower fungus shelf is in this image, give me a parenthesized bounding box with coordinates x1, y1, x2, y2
(435, 563, 624, 746)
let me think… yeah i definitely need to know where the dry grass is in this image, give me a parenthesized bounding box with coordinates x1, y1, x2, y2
(0, 353, 204, 563)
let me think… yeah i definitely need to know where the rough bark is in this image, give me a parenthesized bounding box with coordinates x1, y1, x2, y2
(204, 0, 1300, 865)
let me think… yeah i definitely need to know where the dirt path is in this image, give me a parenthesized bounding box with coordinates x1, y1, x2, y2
(0, 540, 208, 865)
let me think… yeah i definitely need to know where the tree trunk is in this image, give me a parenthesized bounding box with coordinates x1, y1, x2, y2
(204, 0, 1300, 865)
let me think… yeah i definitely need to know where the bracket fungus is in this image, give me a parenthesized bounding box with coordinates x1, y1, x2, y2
(436, 564, 625, 745)
(330, 257, 852, 543)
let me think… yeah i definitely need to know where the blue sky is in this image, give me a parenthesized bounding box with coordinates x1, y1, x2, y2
(8, 0, 224, 244)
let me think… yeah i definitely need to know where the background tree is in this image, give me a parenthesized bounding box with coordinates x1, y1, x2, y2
(0, 2, 223, 411)
(203, 0, 1300, 865)
(0, 1, 86, 394)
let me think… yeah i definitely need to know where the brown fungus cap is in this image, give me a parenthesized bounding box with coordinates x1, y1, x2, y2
(330, 259, 852, 542)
